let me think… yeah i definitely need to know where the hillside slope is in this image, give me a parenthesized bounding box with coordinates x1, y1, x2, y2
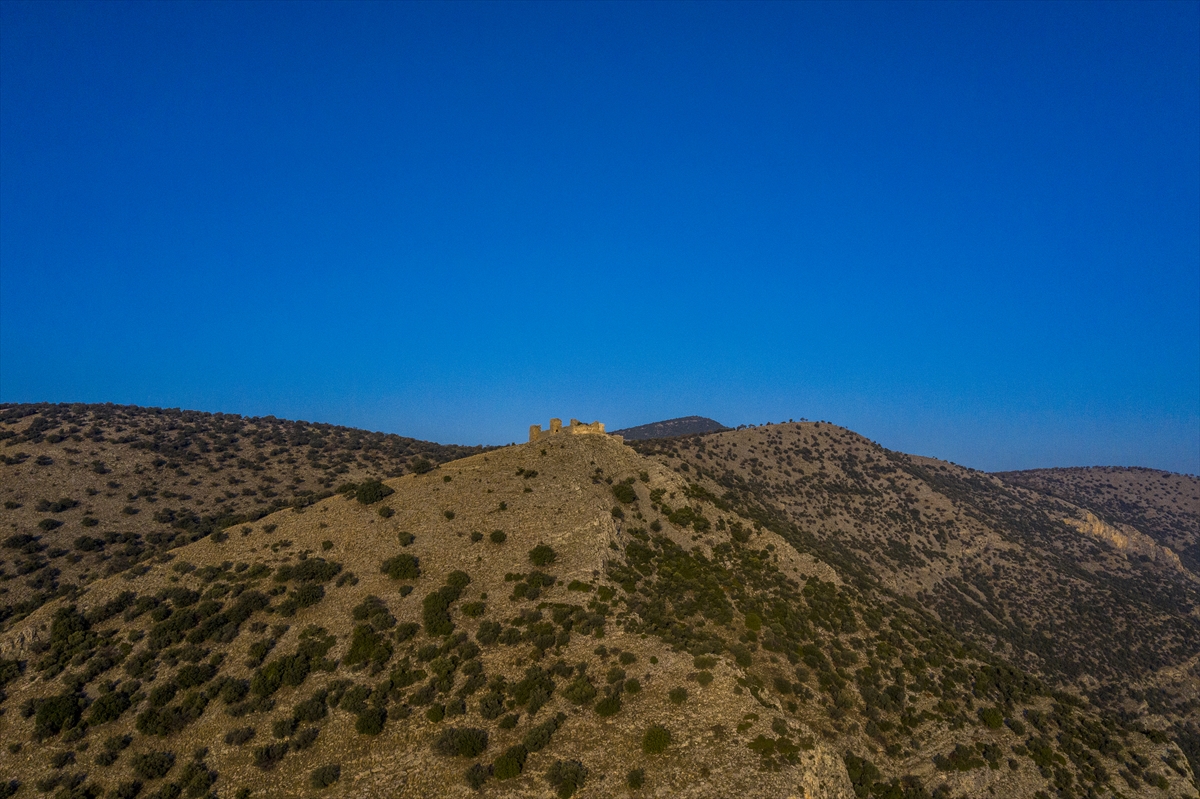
(0, 403, 486, 630)
(0, 428, 1194, 798)
(628, 423, 1200, 778)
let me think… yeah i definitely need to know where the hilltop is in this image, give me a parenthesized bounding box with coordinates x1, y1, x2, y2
(610, 417, 730, 442)
(0, 406, 1195, 799)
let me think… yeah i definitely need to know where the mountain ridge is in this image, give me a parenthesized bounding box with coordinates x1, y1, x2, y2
(0, 404, 1195, 798)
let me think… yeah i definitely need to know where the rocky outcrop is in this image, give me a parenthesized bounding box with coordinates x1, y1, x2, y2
(1063, 511, 1186, 572)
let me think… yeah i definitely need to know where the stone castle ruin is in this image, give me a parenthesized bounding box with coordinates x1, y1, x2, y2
(529, 417, 617, 443)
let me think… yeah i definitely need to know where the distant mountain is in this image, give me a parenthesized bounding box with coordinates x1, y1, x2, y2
(611, 415, 729, 441)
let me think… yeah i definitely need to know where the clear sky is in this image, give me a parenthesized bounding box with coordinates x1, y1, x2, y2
(1, 1, 1197, 473)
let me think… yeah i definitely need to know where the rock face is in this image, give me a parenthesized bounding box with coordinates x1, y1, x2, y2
(1063, 510, 1187, 572)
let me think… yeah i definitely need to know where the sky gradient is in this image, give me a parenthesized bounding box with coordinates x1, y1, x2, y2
(2, 1, 1197, 473)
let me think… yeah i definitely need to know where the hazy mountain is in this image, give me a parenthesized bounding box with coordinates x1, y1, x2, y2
(0, 407, 1195, 798)
(611, 417, 730, 441)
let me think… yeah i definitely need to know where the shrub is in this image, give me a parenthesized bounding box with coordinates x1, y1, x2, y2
(87, 690, 131, 725)
(378, 506, 395, 519)
(669, 687, 688, 705)
(398, 532, 415, 546)
(470, 531, 483, 542)
(625, 678, 641, 694)
(523, 713, 565, 752)
(627, 768, 645, 788)
(38, 518, 63, 531)
(978, 707, 1004, 729)
(443, 510, 455, 520)
(310, 764, 341, 789)
(594, 695, 621, 717)
(492, 745, 527, 780)
(642, 724, 671, 754)
(131, 751, 176, 780)
(34, 693, 84, 739)
(225, 727, 256, 746)
(464, 762, 492, 790)
(476, 620, 501, 646)
(489, 530, 506, 544)
(528, 544, 556, 567)
(381, 554, 420, 580)
(355, 480, 394, 505)
(50, 751, 75, 769)
(253, 742, 289, 770)
(293, 726, 320, 750)
(478, 691, 506, 720)
(432, 727, 489, 758)
(612, 483, 637, 504)
(563, 675, 597, 705)
(410, 458, 433, 474)
(355, 706, 387, 735)
(545, 759, 588, 798)
(696, 671, 714, 686)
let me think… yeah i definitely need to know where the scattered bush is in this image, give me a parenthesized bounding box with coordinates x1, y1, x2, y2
(310, 764, 341, 789)
(381, 554, 420, 580)
(978, 707, 1004, 729)
(489, 530, 506, 544)
(355, 706, 387, 735)
(642, 724, 671, 754)
(528, 544, 556, 567)
(130, 751, 176, 780)
(594, 695, 621, 717)
(669, 687, 688, 705)
(464, 762, 492, 790)
(627, 768, 645, 789)
(612, 483, 637, 504)
(355, 480, 394, 505)
(432, 727, 489, 758)
(493, 745, 527, 780)
(225, 727, 256, 746)
(545, 759, 588, 798)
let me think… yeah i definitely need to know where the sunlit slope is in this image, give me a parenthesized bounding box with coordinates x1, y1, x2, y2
(0, 403, 485, 629)
(0, 431, 1193, 798)
(630, 422, 1200, 774)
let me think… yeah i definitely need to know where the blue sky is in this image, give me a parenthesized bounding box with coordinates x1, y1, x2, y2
(1, 1, 1197, 473)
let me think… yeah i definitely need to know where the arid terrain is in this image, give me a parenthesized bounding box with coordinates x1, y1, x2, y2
(0, 404, 1195, 799)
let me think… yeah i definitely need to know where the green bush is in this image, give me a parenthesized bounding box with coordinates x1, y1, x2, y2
(978, 707, 1004, 729)
(410, 458, 434, 474)
(493, 745, 527, 780)
(225, 727, 256, 746)
(398, 532, 415, 546)
(545, 759, 588, 798)
(563, 676, 597, 705)
(310, 764, 340, 789)
(34, 693, 84, 739)
(432, 727, 489, 758)
(489, 530, 506, 544)
(464, 762, 492, 790)
(378, 506, 395, 519)
(381, 554, 420, 580)
(355, 480, 394, 505)
(612, 484, 637, 504)
(594, 695, 621, 717)
(355, 706, 387, 735)
(642, 724, 671, 754)
(528, 543, 556, 566)
(131, 751, 176, 780)
(668, 687, 688, 705)
(627, 768, 645, 788)
(470, 531, 483, 543)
